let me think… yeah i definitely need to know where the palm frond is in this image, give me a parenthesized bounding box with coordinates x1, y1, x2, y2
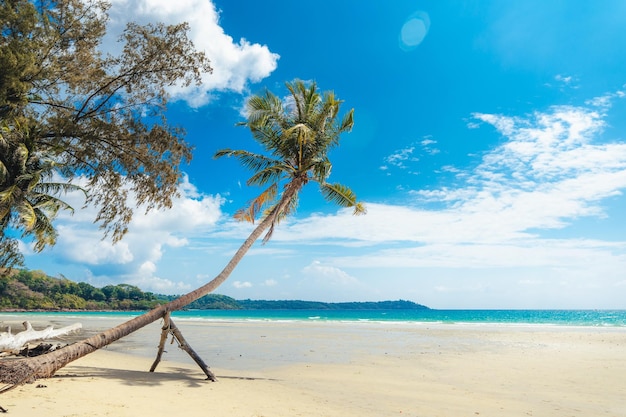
(284, 123, 314, 143)
(33, 181, 87, 197)
(310, 159, 332, 182)
(15, 200, 37, 231)
(0, 161, 8, 183)
(31, 193, 76, 217)
(246, 91, 284, 127)
(261, 193, 299, 243)
(351, 201, 367, 215)
(234, 183, 278, 223)
(214, 149, 279, 174)
(247, 163, 293, 186)
(0, 185, 20, 218)
(320, 182, 366, 215)
(31, 208, 57, 251)
(249, 124, 284, 154)
(339, 108, 355, 133)
(286, 81, 304, 121)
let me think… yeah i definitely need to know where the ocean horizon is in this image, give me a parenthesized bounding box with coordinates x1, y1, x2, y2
(2, 309, 625, 327)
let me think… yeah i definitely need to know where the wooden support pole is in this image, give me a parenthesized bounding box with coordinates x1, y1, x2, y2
(149, 312, 217, 381)
(169, 319, 217, 381)
(149, 312, 171, 373)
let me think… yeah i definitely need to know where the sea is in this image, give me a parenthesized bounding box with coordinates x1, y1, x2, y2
(4, 309, 626, 327)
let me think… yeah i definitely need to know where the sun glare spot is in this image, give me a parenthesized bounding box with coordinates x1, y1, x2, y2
(399, 11, 430, 51)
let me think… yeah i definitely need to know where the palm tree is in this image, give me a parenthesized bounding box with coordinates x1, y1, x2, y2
(0, 79, 365, 389)
(0, 121, 84, 268)
(216, 79, 365, 239)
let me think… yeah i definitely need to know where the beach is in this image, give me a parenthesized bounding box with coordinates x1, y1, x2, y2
(1, 315, 625, 416)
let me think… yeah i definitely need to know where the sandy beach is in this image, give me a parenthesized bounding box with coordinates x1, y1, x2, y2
(1, 315, 625, 416)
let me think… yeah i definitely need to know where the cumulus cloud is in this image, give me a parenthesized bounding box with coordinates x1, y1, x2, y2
(232, 280, 253, 289)
(26, 175, 225, 292)
(120, 261, 193, 293)
(262, 92, 626, 276)
(292, 261, 372, 301)
(104, 0, 279, 106)
(301, 261, 359, 286)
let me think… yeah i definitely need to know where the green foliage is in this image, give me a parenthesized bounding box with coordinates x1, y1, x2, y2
(0, 268, 159, 310)
(0, 269, 428, 311)
(0, 0, 39, 118)
(0, 120, 86, 267)
(185, 294, 241, 310)
(215, 79, 365, 243)
(0, 0, 212, 267)
(236, 299, 428, 310)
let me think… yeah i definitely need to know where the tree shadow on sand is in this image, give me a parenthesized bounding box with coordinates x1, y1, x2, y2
(52, 365, 276, 389)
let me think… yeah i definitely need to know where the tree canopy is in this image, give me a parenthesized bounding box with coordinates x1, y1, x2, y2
(216, 79, 365, 242)
(0, 269, 160, 310)
(0, 0, 211, 267)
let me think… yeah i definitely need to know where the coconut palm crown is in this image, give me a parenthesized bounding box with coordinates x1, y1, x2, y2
(0, 121, 85, 266)
(215, 79, 366, 242)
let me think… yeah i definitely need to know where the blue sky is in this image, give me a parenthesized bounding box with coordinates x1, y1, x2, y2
(22, 0, 626, 309)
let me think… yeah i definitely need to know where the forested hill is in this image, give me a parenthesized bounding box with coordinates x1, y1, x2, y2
(233, 299, 428, 310)
(0, 269, 429, 311)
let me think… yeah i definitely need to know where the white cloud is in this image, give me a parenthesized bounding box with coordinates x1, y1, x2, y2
(382, 139, 440, 171)
(332, 239, 626, 270)
(55, 226, 135, 265)
(261, 94, 626, 277)
(27, 175, 225, 289)
(301, 261, 359, 286)
(104, 0, 279, 106)
(555, 74, 573, 84)
(383, 146, 417, 169)
(585, 89, 625, 110)
(130, 273, 193, 294)
(233, 280, 253, 289)
(420, 137, 440, 155)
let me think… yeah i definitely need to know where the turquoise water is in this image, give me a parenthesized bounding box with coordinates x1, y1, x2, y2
(5, 309, 626, 327)
(175, 309, 626, 326)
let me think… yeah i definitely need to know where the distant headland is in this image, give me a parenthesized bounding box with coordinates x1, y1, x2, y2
(0, 269, 429, 311)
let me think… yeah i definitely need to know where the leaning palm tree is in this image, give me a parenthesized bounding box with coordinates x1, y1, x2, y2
(0, 79, 364, 390)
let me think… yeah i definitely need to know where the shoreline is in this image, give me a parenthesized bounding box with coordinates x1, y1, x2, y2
(2, 308, 625, 328)
(1, 315, 625, 416)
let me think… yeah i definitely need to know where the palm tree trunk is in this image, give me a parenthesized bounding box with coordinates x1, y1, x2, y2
(0, 184, 302, 388)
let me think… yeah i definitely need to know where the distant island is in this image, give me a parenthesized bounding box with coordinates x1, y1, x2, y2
(0, 269, 429, 311)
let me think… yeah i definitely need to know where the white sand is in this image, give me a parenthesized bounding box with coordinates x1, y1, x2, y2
(1, 315, 625, 416)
